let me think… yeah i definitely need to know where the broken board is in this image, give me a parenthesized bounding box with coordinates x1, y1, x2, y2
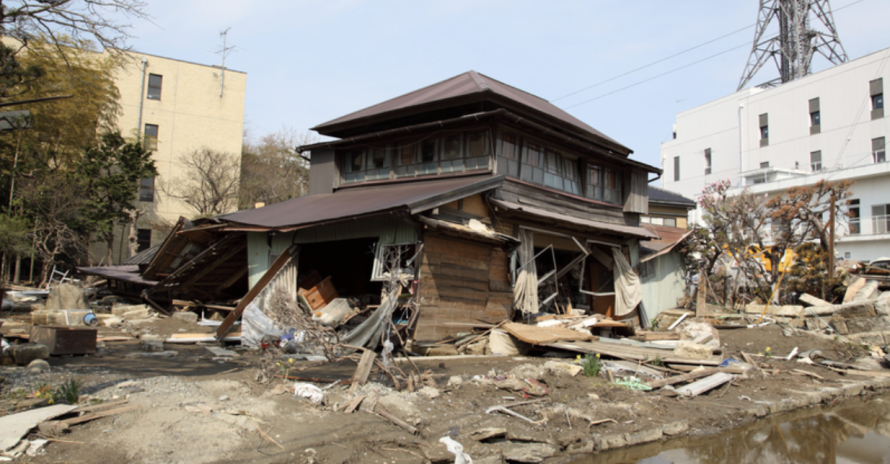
(0, 404, 76, 451)
(502, 322, 594, 345)
(545, 339, 723, 366)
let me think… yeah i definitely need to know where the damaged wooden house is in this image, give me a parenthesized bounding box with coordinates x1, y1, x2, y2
(81, 71, 662, 346)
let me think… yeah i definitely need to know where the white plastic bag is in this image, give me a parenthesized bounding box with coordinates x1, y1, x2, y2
(293, 383, 324, 404)
(439, 436, 472, 464)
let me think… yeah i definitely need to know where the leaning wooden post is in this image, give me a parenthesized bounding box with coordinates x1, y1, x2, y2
(829, 191, 836, 280)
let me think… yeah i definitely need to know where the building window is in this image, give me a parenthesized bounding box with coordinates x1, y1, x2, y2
(673, 156, 680, 181)
(144, 124, 158, 151)
(759, 113, 769, 147)
(542, 149, 580, 195)
(497, 133, 520, 177)
(760, 161, 770, 169)
(873, 137, 886, 163)
(810, 151, 822, 171)
(849, 199, 860, 235)
(139, 177, 155, 202)
(664, 218, 676, 228)
(704, 148, 711, 175)
(147, 74, 162, 100)
(136, 229, 151, 252)
(640, 216, 651, 224)
(520, 141, 545, 185)
(584, 164, 621, 204)
(871, 78, 884, 120)
(873, 204, 890, 235)
(809, 97, 821, 134)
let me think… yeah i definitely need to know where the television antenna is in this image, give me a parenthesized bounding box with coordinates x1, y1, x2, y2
(215, 27, 236, 97)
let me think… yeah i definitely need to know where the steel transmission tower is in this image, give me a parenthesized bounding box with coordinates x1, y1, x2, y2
(737, 0, 848, 90)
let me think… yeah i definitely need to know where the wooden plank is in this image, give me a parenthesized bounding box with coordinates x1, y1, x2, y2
(179, 241, 247, 291)
(545, 340, 723, 366)
(343, 395, 365, 414)
(647, 368, 718, 389)
(844, 277, 866, 303)
(216, 245, 296, 339)
(503, 322, 594, 345)
(799, 293, 831, 307)
(675, 373, 734, 397)
(351, 349, 376, 388)
(745, 304, 804, 317)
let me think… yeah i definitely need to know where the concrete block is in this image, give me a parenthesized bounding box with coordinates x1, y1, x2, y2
(847, 332, 885, 346)
(45, 283, 88, 310)
(11, 343, 49, 365)
(27, 359, 50, 373)
(122, 307, 154, 320)
(625, 428, 663, 446)
(830, 319, 849, 335)
(596, 433, 628, 451)
(805, 317, 829, 330)
(31, 309, 92, 326)
(843, 384, 864, 397)
(846, 317, 890, 334)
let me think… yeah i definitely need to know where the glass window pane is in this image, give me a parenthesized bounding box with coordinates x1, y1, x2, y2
(467, 131, 487, 158)
(398, 143, 415, 165)
(421, 140, 437, 162)
(443, 135, 461, 160)
(501, 133, 518, 160)
(545, 151, 561, 174)
(525, 143, 542, 167)
(346, 151, 363, 173)
(369, 148, 387, 169)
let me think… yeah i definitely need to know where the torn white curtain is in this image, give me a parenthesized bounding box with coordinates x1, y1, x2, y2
(612, 248, 642, 317)
(241, 248, 299, 347)
(513, 229, 539, 315)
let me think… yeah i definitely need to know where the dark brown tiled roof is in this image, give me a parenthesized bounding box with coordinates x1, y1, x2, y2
(220, 174, 505, 229)
(311, 71, 627, 152)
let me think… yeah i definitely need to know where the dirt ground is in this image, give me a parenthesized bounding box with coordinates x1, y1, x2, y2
(1, 314, 883, 464)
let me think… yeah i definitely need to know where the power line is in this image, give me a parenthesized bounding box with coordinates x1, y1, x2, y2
(553, 24, 754, 102)
(564, 43, 750, 109)
(555, 0, 868, 108)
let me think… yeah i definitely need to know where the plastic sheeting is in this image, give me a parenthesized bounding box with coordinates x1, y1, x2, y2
(612, 247, 642, 317)
(241, 301, 286, 346)
(339, 286, 400, 350)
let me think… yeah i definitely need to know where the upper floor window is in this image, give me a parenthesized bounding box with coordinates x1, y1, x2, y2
(809, 97, 820, 135)
(144, 124, 158, 151)
(760, 161, 770, 169)
(704, 148, 711, 175)
(759, 113, 769, 147)
(871, 78, 884, 120)
(673, 156, 680, 181)
(810, 150, 822, 171)
(873, 137, 886, 163)
(139, 177, 155, 202)
(585, 164, 621, 204)
(342, 130, 491, 184)
(137, 229, 152, 252)
(849, 199, 860, 235)
(147, 74, 162, 100)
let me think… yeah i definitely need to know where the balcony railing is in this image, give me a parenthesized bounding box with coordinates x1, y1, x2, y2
(847, 216, 890, 236)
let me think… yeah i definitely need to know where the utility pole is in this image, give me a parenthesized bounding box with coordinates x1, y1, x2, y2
(738, 0, 848, 90)
(829, 191, 836, 279)
(216, 28, 235, 98)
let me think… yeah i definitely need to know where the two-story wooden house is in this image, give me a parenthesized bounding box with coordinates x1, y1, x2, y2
(214, 71, 660, 342)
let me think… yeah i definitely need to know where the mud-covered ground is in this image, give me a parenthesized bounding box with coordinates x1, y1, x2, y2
(1, 314, 883, 464)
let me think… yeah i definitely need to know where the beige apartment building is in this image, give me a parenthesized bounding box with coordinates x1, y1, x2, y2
(91, 50, 247, 264)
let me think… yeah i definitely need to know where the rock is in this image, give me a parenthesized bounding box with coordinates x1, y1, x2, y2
(847, 332, 885, 346)
(673, 341, 713, 360)
(427, 345, 459, 356)
(473, 456, 504, 464)
(44, 283, 88, 310)
(625, 428, 663, 446)
(544, 361, 583, 377)
(662, 421, 689, 436)
(111, 304, 151, 317)
(141, 340, 164, 352)
(417, 386, 440, 399)
(377, 394, 423, 426)
(447, 376, 463, 387)
(853, 356, 885, 371)
(876, 292, 890, 316)
(830, 318, 849, 335)
(595, 433, 628, 451)
(783, 327, 794, 337)
(497, 442, 558, 463)
(847, 316, 890, 334)
(11, 343, 50, 365)
(171, 311, 198, 323)
(676, 319, 720, 348)
(26, 359, 50, 373)
(855, 280, 880, 301)
(470, 427, 506, 441)
(421, 442, 453, 462)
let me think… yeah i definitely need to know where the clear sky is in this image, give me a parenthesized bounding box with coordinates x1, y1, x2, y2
(120, 0, 890, 170)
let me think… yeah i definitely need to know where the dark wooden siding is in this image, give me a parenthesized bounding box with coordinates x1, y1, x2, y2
(415, 234, 511, 341)
(624, 170, 648, 214)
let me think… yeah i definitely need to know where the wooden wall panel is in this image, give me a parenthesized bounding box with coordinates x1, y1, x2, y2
(415, 234, 513, 341)
(495, 180, 626, 225)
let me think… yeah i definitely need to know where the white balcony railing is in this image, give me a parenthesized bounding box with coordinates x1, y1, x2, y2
(848, 216, 890, 236)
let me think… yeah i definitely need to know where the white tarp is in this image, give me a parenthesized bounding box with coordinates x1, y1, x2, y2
(613, 248, 642, 317)
(513, 229, 539, 315)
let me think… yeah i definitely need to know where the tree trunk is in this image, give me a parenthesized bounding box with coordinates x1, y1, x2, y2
(13, 254, 21, 283)
(106, 234, 114, 266)
(127, 209, 143, 258)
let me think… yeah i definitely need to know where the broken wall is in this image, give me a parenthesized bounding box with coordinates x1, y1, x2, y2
(246, 216, 416, 289)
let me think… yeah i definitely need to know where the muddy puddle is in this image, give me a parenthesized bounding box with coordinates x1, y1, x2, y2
(570, 394, 890, 463)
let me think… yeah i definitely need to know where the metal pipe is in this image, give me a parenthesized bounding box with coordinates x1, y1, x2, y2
(137, 58, 147, 139)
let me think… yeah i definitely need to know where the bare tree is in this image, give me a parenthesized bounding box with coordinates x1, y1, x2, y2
(1, 1, 149, 57)
(161, 148, 240, 217)
(239, 128, 315, 210)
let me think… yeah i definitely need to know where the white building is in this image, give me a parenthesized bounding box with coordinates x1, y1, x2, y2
(660, 46, 890, 262)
